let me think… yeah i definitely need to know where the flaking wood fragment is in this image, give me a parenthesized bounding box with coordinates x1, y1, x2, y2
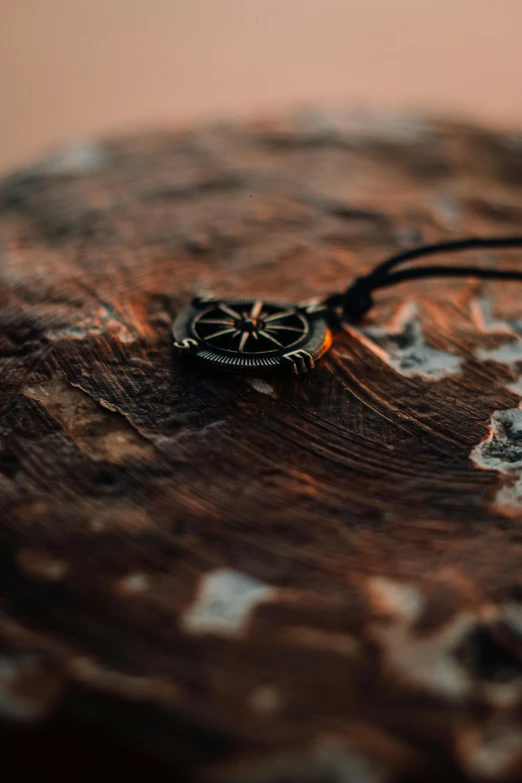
(23, 373, 156, 464)
(345, 302, 462, 381)
(16, 548, 69, 582)
(181, 568, 276, 637)
(470, 408, 522, 516)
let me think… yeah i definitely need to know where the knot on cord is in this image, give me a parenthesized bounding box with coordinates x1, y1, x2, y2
(325, 276, 375, 323)
(323, 237, 522, 325)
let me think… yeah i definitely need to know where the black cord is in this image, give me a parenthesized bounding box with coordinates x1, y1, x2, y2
(325, 236, 522, 322)
(368, 236, 522, 277)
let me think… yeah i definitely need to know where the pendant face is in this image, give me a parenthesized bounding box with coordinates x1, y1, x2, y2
(172, 295, 332, 374)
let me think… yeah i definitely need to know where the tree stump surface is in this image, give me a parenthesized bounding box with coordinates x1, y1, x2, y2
(3, 111, 522, 781)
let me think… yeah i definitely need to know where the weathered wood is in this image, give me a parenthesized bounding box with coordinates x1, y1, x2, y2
(3, 112, 522, 781)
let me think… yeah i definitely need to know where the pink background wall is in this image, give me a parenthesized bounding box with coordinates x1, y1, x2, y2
(1, 0, 521, 173)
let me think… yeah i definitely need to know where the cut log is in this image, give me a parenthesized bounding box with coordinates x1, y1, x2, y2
(2, 111, 522, 781)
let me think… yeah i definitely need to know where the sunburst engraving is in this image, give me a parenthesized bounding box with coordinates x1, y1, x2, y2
(193, 299, 309, 354)
(173, 296, 332, 374)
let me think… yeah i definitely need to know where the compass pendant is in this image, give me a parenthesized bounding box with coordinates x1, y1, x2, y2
(172, 295, 332, 374)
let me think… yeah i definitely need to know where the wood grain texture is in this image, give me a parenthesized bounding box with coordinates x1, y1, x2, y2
(3, 112, 522, 781)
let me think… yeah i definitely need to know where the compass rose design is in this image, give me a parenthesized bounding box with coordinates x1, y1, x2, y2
(173, 295, 332, 374)
(193, 299, 307, 354)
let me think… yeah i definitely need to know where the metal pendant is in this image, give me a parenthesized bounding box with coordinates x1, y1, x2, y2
(172, 295, 332, 374)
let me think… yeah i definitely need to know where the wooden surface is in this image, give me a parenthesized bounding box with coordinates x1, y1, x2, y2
(3, 113, 522, 781)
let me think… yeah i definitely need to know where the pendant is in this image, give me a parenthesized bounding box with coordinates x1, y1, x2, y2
(172, 295, 332, 374)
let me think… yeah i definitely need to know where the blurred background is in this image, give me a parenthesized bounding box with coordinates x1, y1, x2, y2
(1, 0, 521, 174)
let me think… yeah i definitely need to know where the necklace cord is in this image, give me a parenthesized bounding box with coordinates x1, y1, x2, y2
(325, 236, 522, 322)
